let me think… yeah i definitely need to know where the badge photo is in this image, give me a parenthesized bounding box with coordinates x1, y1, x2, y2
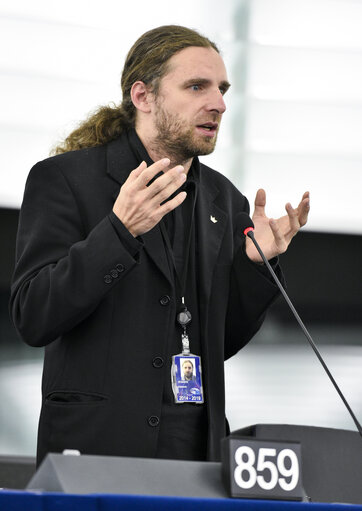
(171, 355, 204, 404)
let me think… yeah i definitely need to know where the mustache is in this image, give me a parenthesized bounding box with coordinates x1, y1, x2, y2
(195, 115, 221, 124)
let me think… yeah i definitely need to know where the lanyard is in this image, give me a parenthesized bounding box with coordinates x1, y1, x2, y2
(159, 185, 198, 354)
(160, 185, 197, 300)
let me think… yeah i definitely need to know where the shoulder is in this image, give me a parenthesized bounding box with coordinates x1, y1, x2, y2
(31, 145, 107, 177)
(25, 143, 115, 200)
(22, 145, 113, 211)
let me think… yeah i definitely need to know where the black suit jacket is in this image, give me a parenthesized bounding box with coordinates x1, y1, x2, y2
(10, 132, 281, 464)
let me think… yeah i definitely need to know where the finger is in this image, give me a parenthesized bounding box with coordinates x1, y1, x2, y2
(128, 160, 147, 181)
(147, 165, 185, 199)
(136, 158, 171, 188)
(253, 188, 267, 217)
(269, 218, 286, 251)
(158, 191, 187, 217)
(285, 202, 300, 236)
(298, 192, 310, 227)
(149, 170, 186, 203)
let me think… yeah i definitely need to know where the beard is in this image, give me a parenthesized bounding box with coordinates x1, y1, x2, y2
(152, 102, 219, 163)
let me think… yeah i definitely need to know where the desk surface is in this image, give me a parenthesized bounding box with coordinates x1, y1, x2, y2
(1, 490, 362, 511)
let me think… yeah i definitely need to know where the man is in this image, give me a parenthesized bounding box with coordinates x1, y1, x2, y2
(10, 25, 309, 465)
(182, 360, 194, 381)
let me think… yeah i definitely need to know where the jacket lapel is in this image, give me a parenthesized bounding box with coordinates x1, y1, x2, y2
(196, 170, 227, 319)
(106, 135, 172, 284)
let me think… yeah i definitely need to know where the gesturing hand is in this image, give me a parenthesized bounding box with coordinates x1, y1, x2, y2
(245, 189, 310, 263)
(113, 158, 187, 237)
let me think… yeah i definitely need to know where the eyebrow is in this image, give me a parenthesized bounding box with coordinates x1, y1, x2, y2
(182, 77, 231, 92)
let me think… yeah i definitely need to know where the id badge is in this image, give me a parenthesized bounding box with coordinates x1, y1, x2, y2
(171, 354, 204, 404)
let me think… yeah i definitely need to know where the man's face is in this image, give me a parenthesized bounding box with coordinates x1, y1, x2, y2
(183, 361, 193, 380)
(150, 46, 230, 162)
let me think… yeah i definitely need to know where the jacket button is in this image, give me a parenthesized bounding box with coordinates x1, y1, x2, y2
(104, 275, 112, 284)
(159, 295, 171, 306)
(148, 415, 160, 427)
(116, 264, 125, 273)
(110, 269, 118, 279)
(152, 357, 164, 368)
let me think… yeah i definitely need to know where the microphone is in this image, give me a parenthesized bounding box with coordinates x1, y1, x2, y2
(240, 212, 362, 437)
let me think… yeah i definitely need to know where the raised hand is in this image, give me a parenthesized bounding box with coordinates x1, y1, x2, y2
(245, 189, 310, 262)
(113, 158, 187, 237)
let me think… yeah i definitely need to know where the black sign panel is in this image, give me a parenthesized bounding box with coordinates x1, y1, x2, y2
(222, 437, 306, 501)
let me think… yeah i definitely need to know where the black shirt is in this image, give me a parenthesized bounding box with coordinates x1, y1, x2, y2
(126, 129, 208, 461)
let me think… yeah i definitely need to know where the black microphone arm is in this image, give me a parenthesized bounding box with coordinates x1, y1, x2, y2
(245, 227, 362, 437)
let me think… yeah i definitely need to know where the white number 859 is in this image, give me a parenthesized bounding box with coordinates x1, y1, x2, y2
(234, 446, 299, 491)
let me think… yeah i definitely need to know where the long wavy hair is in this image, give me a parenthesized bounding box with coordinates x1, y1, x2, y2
(52, 25, 218, 155)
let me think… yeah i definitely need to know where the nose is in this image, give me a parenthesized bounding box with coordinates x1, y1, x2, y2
(206, 89, 226, 115)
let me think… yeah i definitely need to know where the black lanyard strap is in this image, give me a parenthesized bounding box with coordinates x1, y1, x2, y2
(160, 184, 198, 311)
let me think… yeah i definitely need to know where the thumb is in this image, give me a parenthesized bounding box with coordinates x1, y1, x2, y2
(252, 188, 267, 218)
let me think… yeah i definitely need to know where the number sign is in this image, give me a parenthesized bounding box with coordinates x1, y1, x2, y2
(222, 437, 307, 500)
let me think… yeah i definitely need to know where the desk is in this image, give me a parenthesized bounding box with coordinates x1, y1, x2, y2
(1, 491, 362, 511)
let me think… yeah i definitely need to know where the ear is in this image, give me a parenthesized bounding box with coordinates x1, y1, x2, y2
(130, 81, 154, 113)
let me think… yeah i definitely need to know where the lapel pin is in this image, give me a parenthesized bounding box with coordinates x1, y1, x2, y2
(210, 215, 218, 223)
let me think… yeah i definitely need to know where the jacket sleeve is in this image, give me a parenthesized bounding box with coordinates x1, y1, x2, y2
(224, 242, 284, 360)
(221, 191, 284, 360)
(10, 159, 143, 347)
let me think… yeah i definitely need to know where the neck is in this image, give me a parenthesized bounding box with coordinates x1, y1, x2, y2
(135, 126, 193, 174)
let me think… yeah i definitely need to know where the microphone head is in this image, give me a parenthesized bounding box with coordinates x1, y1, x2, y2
(237, 212, 254, 236)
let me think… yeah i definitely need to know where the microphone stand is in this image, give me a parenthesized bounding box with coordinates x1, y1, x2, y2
(246, 228, 362, 438)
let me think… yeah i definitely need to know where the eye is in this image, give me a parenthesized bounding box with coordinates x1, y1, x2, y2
(190, 84, 202, 91)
